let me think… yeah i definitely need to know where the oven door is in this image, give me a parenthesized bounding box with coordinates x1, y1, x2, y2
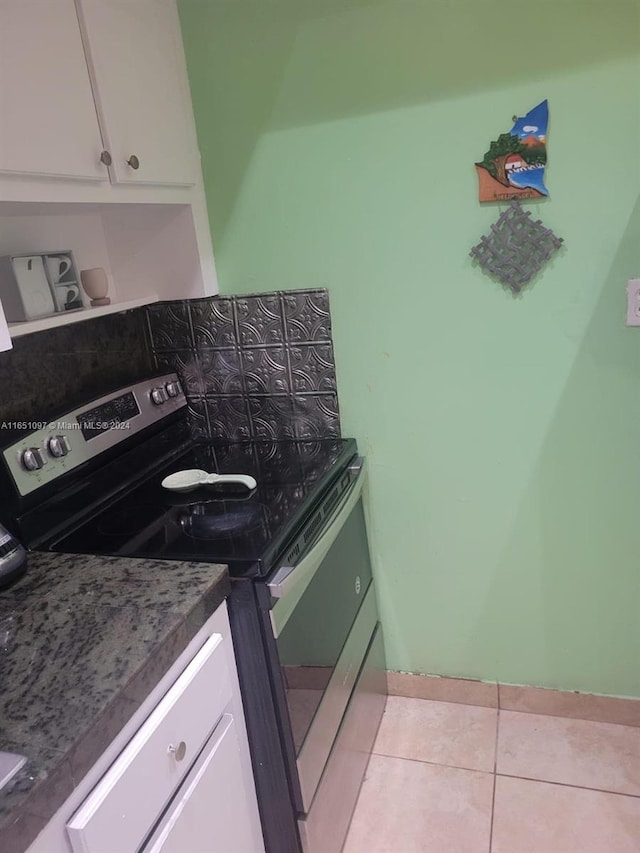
(266, 457, 375, 813)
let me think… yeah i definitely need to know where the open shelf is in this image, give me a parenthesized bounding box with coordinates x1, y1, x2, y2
(8, 294, 159, 338)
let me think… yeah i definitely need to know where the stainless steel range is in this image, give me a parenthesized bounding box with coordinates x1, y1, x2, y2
(0, 373, 387, 853)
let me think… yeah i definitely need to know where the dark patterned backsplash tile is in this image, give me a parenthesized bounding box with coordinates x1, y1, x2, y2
(248, 396, 296, 441)
(186, 398, 210, 441)
(198, 349, 243, 396)
(289, 343, 337, 394)
(236, 294, 285, 347)
(241, 346, 289, 395)
(292, 394, 341, 440)
(146, 302, 192, 351)
(282, 289, 332, 343)
(146, 289, 341, 441)
(190, 297, 235, 349)
(0, 308, 154, 428)
(204, 397, 252, 441)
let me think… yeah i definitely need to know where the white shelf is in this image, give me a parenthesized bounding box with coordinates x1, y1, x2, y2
(8, 294, 159, 338)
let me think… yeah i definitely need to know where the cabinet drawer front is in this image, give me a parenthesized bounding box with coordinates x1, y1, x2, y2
(66, 632, 231, 853)
(142, 715, 263, 853)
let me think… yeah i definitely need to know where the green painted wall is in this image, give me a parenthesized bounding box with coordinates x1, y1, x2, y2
(179, 0, 640, 697)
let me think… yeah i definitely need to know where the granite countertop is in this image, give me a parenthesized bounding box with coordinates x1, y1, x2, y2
(0, 552, 230, 853)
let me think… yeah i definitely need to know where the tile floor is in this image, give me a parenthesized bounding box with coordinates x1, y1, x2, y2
(343, 695, 640, 852)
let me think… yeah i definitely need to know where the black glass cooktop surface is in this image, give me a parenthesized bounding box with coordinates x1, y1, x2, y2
(48, 438, 357, 578)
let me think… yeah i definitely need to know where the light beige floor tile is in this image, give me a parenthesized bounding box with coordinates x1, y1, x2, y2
(374, 695, 497, 772)
(497, 710, 640, 795)
(492, 775, 640, 853)
(499, 683, 640, 727)
(343, 754, 493, 853)
(388, 672, 498, 708)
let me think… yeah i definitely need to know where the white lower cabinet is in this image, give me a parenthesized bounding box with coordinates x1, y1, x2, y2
(28, 602, 264, 853)
(143, 715, 260, 853)
(66, 632, 233, 853)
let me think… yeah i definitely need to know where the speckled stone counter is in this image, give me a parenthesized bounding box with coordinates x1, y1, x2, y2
(0, 552, 229, 853)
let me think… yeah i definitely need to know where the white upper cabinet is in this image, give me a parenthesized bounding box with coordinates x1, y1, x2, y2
(76, 0, 199, 187)
(0, 0, 107, 181)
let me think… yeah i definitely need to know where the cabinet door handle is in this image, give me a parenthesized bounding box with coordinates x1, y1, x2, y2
(168, 741, 186, 762)
(127, 154, 140, 170)
(100, 150, 112, 166)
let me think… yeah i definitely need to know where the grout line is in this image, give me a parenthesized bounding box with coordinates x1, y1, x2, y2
(185, 298, 196, 347)
(229, 297, 256, 438)
(394, 680, 640, 725)
(387, 693, 499, 711)
(393, 690, 640, 729)
(143, 307, 154, 355)
(493, 704, 640, 729)
(495, 772, 640, 800)
(488, 708, 500, 852)
(371, 749, 495, 777)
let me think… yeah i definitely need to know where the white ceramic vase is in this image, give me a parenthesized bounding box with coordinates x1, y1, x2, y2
(80, 268, 110, 307)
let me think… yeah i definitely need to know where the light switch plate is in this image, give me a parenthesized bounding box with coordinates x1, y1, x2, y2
(626, 279, 640, 326)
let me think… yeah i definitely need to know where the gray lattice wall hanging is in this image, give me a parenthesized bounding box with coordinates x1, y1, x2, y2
(470, 201, 563, 293)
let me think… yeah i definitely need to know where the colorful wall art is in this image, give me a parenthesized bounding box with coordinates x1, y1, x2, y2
(476, 100, 549, 203)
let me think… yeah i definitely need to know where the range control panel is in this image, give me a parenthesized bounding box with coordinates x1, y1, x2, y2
(3, 374, 186, 497)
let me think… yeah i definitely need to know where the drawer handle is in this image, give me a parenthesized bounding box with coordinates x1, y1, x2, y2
(168, 741, 187, 762)
(127, 154, 140, 170)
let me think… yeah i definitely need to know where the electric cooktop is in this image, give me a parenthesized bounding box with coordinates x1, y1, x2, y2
(0, 374, 358, 580)
(48, 437, 357, 577)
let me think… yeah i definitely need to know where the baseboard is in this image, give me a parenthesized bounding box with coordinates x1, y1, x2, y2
(387, 672, 640, 727)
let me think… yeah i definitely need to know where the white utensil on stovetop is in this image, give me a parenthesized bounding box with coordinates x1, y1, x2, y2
(161, 469, 257, 493)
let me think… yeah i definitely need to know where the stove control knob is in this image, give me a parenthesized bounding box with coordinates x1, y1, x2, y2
(21, 447, 45, 471)
(165, 380, 181, 398)
(150, 386, 167, 406)
(48, 435, 71, 458)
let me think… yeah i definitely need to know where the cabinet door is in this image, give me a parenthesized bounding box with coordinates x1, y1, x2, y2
(0, 0, 106, 180)
(143, 715, 264, 853)
(66, 632, 232, 853)
(76, 0, 199, 187)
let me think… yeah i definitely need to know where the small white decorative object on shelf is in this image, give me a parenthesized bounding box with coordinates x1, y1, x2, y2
(46, 254, 83, 313)
(0, 251, 83, 322)
(80, 268, 111, 307)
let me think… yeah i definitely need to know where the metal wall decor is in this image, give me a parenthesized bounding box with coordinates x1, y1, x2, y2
(470, 201, 563, 293)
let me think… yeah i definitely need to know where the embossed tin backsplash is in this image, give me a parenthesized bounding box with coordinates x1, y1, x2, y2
(146, 289, 341, 441)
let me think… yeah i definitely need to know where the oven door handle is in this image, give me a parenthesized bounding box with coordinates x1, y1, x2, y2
(267, 457, 366, 637)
